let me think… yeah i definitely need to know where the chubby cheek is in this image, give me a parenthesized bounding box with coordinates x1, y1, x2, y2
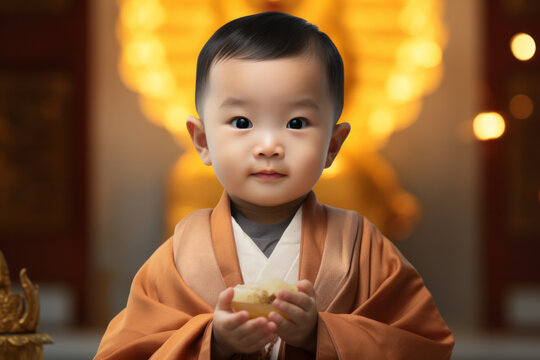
(215, 163, 242, 193)
(293, 148, 327, 190)
(208, 145, 242, 188)
(207, 132, 253, 190)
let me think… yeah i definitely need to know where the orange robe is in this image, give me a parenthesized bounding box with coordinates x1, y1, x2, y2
(95, 192, 454, 359)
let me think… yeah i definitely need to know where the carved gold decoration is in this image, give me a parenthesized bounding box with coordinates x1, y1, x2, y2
(0, 251, 53, 360)
(0, 333, 53, 360)
(117, 0, 446, 239)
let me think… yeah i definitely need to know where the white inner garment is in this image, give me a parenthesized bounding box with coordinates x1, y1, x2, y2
(232, 207, 302, 359)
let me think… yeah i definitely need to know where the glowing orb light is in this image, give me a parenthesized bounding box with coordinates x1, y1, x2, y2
(473, 112, 506, 141)
(510, 33, 536, 61)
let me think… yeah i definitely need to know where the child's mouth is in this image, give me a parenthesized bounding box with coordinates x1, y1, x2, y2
(252, 170, 286, 180)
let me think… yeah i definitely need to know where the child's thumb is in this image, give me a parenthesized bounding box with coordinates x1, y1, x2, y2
(216, 287, 234, 312)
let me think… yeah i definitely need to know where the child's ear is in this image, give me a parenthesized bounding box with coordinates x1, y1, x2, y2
(186, 116, 212, 165)
(325, 122, 350, 168)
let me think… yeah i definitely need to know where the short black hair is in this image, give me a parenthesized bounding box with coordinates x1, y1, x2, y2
(195, 11, 344, 122)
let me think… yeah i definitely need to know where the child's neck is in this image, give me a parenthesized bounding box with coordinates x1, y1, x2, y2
(228, 194, 308, 224)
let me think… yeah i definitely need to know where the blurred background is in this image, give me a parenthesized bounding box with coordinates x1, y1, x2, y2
(0, 0, 539, 359)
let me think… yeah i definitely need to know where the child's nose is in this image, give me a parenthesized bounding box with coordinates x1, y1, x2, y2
(253, 132, 284, 159)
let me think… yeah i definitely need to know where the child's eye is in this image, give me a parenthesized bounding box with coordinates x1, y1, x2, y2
(231, 117, 252, 129)
(287, 117, 308, 129)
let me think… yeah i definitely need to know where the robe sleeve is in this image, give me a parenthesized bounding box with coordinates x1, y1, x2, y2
(94, 239, 215, 360)
(313, 221, 454, 360)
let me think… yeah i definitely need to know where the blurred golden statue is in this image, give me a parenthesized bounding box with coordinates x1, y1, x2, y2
(0, 251, 53, 360)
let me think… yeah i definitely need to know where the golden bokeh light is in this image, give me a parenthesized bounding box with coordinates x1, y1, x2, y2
(124, 39, 166, 67)
(120, 0, 165, 30)
(398, 39, 443, 69)
(369, 109, 395, 138)
(510, 33, 536, 61)
(473, 112, 506, 141)
(509, 94, 534, 119)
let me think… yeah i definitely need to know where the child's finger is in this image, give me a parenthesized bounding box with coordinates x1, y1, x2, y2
(232, 318, 276, 351)
(238, 323, 275, 348)
(272, 298, 304, 325)
(268, 311, 288, 329)
(220, 311, 250, 331)
(268, 311, 301, 342)
(268, 307, 317, 350)
(234, 317, 272, 338)
(240, 332, 277, 354)
(277, 290, 314, 313)
(296, 279, 315, 297)
(215, 287, 234, 312)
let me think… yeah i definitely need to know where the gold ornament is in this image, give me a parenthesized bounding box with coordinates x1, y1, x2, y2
(0, 251, 53, 360)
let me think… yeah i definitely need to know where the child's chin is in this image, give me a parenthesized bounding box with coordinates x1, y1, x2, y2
(229, 189, 308, 208)
(238, 195, 292, 207)
(252, 197, 299, 208)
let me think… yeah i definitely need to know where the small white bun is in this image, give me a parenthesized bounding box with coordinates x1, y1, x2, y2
(231, 278, 298, 318)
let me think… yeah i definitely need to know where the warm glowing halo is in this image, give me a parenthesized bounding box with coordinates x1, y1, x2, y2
(510, 33, 536, 61)
(116, 0, 446, 238)
(473, 112, 506, 140)
(117, 0, 447, 151)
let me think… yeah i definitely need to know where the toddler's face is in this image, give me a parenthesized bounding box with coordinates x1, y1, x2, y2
(192, 55, 344, 207)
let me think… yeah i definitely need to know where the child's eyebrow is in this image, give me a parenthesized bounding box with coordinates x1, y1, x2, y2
(220, 97, 319, 110)
(291, 98, 319, 110)
(220, 97, 249, 108)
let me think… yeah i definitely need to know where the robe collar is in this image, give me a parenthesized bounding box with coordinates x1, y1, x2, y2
(210, 191, 327, 288)
(210, 192, 244, 287)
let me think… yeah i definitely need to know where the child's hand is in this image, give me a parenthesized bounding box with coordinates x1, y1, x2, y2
(268, 279, 318, 353)
(212, 287, 277, 359)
